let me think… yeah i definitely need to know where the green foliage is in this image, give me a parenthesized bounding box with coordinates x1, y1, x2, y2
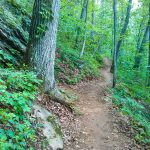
(36, 24, 48, 38)
(36, 2, 54, 38)
(0, 49, 19, 67)
(55, 45, 102, 84)
(112, 87, 150, 144)
(113, 57, 150, 144)
(81, 52, 102, 77)
(113, 1, 150, 143)
(40, 2, 53, 20)
(0, 50, 14, 65)
(1, 0, 150, 148)
(7, 0, 33, 15)
(0, 0, 32, 28)
(0, 69, 42, 149)
(117, 64, 150, 101)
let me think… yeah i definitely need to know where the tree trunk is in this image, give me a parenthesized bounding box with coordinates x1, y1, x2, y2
(97, 38, 101, 53)
(147, 3, 150, 86)
(80, 0, 89, 57)
(26, 0, 60, 92)
(148, 29, 150, 86)
(75, 0, 88, 48)
(90, 0, 95, 54)
(90, 0, 95, 39)
(136, 18, 145, 51)
(112, 0, 117, 88)
(116, 0, 132, 59)
(134, 24, 149, 68)
(96, 0, 104, 53)
(111, 0, 132, 72)
(80, 31, 87, 57)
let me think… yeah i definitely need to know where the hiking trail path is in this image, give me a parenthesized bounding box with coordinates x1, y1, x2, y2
(64, 58, 136, 150)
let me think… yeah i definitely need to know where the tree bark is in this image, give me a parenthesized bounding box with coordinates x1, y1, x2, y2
(26, 0, 60, 92)
(112, 0, 117, 88)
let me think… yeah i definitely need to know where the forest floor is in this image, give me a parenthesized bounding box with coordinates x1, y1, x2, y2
(62, 58, 141, 150)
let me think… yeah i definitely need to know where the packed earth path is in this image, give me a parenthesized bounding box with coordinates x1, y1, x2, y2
(64, 58, 137, 150)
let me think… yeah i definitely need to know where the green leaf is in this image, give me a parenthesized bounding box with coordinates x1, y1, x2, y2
(6, 130, 15, 138)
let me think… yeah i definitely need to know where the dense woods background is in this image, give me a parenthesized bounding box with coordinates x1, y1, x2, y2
(0, 0, 150, 149)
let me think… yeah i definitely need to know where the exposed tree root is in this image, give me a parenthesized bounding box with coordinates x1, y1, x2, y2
(48, 88, 76, 112)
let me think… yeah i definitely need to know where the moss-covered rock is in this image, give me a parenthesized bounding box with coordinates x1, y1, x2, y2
(0, 0, 32, 67)
(33, 104, 63, 150)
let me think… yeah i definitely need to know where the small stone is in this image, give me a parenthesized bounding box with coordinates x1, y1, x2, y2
(113, 134, 118, 139)
(105, 136, 110, 140)
(76, 145, 80, 148)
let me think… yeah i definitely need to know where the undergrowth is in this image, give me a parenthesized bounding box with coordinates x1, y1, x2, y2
(55, 44, 103, 84)
(112, 65, 150, 145)
(118, 64, 150, 101)
(0, 69, 42, 149)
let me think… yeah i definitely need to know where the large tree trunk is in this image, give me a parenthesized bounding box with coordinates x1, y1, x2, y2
(147, 3, 150, 86)
(112, 0, 117, 88)
(148, 28, 150, 86)
(26, 0, 60, 92)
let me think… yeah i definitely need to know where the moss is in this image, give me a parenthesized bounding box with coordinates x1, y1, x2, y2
(72, 106, 83, 116)
(47, 116, 62, 136)
(59, 88, 78, 102)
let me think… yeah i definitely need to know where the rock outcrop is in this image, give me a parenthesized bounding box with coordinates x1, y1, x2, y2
(0, 0, 31, 66)
(33, 104, 63, 150)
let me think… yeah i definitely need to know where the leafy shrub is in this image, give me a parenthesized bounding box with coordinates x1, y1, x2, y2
(0, 69, 42, 149)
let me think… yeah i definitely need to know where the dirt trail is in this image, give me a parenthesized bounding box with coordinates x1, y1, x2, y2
(64, 58, 134, 150)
